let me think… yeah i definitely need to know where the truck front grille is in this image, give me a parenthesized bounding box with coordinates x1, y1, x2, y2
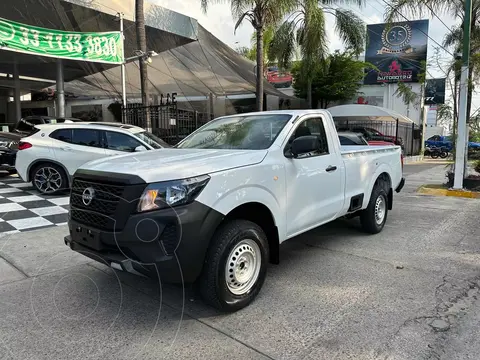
(70, 179, 126, 230)
(70, 209, 109, 229)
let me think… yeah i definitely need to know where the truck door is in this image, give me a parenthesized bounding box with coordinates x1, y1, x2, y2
(284, 116, 344, 237)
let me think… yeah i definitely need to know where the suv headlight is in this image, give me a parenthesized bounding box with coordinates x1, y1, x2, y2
(137, 175, 210, 212)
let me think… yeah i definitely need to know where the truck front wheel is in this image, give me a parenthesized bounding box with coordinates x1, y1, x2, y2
(198, 220, 269, 312)
(360, 184, 389, 234)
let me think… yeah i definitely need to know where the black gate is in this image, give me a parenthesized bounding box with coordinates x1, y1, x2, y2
(122, 102, 213, 145)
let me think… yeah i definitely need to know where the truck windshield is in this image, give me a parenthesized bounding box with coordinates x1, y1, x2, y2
(176, 114, 292, 150)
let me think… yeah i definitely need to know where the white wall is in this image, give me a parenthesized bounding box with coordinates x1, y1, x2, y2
(358, 83, 423, 125)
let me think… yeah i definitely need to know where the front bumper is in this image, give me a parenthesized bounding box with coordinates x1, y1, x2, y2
(395, 177, 405, 193)
(0, 150, 16, 172)
(66, 201, 224, 283)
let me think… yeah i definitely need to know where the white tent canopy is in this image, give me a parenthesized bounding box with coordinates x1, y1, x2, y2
(327, 104, 414, 124)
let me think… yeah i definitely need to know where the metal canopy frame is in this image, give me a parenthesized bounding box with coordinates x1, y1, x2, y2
(0, 0, 198, 122)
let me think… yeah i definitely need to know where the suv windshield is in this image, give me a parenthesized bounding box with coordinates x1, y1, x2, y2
(176, 114, 292, 150)
(135, 131, 170, 149)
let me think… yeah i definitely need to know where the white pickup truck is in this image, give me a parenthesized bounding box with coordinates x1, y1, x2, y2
(64, 110, 404, 312)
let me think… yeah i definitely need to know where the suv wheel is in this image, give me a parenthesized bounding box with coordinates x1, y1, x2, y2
(32, 163, 68, 195)
(198, 220, 269, 312)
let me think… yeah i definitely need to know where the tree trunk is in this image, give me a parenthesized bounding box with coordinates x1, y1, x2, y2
(256, 28, 264, 112)
(307, 78, 312, 109)
(135, 0, 151, 131)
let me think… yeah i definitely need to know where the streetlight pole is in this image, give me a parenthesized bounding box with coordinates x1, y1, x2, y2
(118, 12, 127, 124)
(453, 0, 473, 189)
(119, 12, 126, 109)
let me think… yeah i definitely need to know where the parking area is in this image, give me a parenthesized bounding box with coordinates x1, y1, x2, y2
(0, 174, 69, 234)
(0, 165, 479, 359)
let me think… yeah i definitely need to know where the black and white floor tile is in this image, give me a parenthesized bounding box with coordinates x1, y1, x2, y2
(0, 174, 70, 235)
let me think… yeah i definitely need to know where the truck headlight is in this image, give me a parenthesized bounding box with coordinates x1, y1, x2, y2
(137, 175, 210, 212)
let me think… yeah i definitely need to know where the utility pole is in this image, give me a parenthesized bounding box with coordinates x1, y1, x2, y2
(118, 12, 127, 123)
(135, 0, 151, 131)
(453, 0, 473, 189)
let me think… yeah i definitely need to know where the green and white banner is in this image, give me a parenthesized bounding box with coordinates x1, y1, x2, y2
(0, 17, 124, 64)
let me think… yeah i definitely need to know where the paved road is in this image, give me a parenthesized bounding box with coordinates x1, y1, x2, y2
(0, 164, 479, 359)
(403, 160, 450, 176)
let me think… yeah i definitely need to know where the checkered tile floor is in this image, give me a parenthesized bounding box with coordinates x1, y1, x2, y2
(0, 174, 69, 235)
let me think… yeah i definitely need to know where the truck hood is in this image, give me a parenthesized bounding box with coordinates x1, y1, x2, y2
(79, 148, 268, 183)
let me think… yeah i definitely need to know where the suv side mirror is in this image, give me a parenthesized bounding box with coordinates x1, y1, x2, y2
(290, 135, 320, 158)
(135, 145, 147, 152)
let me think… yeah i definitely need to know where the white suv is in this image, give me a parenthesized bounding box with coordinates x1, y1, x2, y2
(15, 122, 169, 194)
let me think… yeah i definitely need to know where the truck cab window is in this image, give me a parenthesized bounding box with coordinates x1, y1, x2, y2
(289, 117, 329, 155)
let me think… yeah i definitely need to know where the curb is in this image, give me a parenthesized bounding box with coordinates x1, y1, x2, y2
(417, 185, 480, 199)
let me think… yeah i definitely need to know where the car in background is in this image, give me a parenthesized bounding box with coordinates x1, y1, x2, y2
(15, 122, 169, 194)
(337, 126, 403, 146)
(266, 66, 293, 88)
(13, 116, 83, 136)
(338, 131, 403, 169)
(0, 132, 22, 174)
(337, 132, 369, 146)
(425, 135, 480, 151)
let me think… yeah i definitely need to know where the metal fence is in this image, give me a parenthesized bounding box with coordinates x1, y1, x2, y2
(122, 105, 422, 155)
(333, 119, 422, 156)
(122, 103, 213, 145)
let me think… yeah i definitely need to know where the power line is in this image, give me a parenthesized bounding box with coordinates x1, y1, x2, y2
(375, 0, 455, 57)
(422, 3, 456, 38)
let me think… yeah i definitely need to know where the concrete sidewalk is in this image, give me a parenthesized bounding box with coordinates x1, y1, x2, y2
(0, 164, 478, 360)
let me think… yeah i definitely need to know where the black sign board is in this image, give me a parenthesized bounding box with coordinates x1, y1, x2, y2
(364, 20, 429, 84)
(424, 78, 446, 105)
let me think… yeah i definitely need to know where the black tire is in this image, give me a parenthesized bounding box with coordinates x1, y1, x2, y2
(431, 152, 439, 159)
(440, 151, 448, 159)
(31, 163, 69, 195)
(360, 181, 389, 234)
(198, 220, 269, 312)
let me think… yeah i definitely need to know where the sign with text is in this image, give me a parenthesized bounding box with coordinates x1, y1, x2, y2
(364, 19, 429, 84)
(424, 78, 446, 105)
(0, 17, 123, 64)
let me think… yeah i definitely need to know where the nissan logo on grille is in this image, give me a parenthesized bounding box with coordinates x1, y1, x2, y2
(82, 187, 95, 206)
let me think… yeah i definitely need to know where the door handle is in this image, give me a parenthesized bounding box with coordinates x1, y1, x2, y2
(326, 165, 337, 172)
(61, 146, 73, 151)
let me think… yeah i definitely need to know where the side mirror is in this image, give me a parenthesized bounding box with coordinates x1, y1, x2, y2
(290, 135, 321, 158)
(135, 145, 147, 152)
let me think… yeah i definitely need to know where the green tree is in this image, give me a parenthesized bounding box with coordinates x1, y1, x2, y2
(269, 0, 366, 108)
(230, 0, 297, 111)
(235, 46, 256, 61)
(291, 51, 368, 108)
(235, 26, 276, 67)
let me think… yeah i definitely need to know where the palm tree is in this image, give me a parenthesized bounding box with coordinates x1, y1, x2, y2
(135, 0, 151, 130)
(236, 26, 278, 70)
(385, 0, 480, 121)
(231, 0, 298, 111)
(250, 25, 276, 73)
(269, 0, 366, 109)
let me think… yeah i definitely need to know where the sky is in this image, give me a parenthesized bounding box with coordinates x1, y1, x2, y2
(152, 0, 480, 113)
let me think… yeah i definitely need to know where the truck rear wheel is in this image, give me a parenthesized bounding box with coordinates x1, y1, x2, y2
(198, 220, 269, 312)
(360, 183, 389, 234)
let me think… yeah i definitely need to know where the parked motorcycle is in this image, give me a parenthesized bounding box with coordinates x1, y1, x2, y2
(425, 146, 449, 159)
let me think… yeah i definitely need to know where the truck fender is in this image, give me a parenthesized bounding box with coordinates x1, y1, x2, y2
(363, 164, 393, 208)
(199, 185, 286, 243)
